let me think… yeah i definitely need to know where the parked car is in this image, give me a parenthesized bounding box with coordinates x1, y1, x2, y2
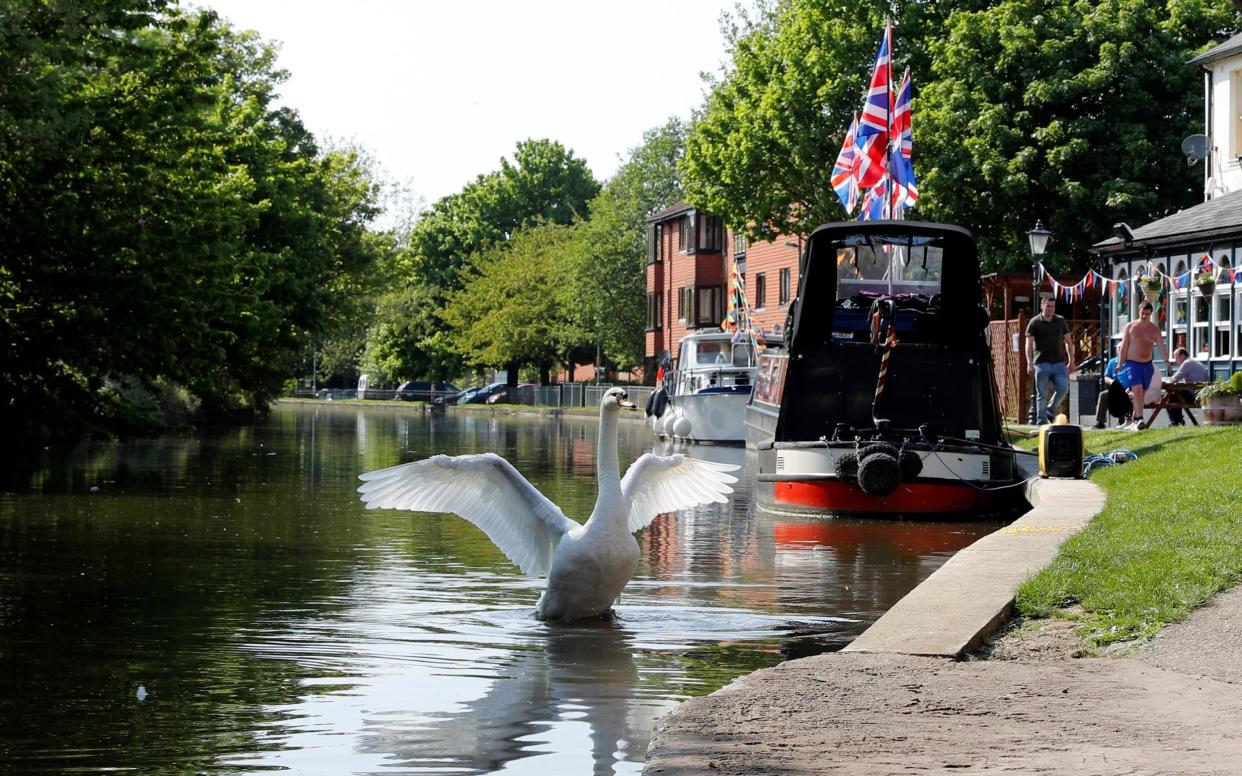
(457, 382, 507, 405)
(395, 380, 458, 402)
(486, 383, 536, 404)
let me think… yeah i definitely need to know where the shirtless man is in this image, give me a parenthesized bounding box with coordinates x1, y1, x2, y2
(1116, 300, 1171, 429)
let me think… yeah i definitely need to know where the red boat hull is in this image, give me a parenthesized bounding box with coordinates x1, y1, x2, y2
(774, 479, 993, 514)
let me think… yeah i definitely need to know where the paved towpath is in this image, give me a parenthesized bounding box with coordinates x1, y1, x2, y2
(644, 477, 1242, 775)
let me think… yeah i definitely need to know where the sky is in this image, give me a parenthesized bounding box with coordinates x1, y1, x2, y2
(197, 0, 739, 209)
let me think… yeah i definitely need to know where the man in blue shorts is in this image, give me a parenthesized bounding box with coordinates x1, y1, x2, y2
(1117, 300, 1170, 429)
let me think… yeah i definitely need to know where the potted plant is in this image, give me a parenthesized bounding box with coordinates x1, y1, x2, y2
(1195, 268, 1216, 297)
(1141, 274, 1163, 302)
(1198, 372, 1242, 425)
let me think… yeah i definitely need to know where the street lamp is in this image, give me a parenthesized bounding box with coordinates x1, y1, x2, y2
(1027, 220, 1051, 315)
(1026, 221, 1052, 424)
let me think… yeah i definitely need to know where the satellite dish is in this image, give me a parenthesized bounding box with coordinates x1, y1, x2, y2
(1181, 134, 1210, 165)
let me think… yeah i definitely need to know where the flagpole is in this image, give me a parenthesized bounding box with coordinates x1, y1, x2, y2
(885, 19, 894, 221)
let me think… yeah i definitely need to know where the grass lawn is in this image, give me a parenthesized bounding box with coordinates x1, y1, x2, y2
(1014, 424, 1242, 646)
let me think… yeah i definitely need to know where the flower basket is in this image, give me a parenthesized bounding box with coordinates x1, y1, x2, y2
(1195, 270, 1216, 297)
(1141, 276, 1162, 302)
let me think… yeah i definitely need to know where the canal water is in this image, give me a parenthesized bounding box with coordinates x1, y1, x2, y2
(0, 404, 1002, 775)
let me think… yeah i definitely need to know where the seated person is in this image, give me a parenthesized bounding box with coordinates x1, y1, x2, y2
(1165, 347, 1208, 426)
(1093, 353, 1128, 429)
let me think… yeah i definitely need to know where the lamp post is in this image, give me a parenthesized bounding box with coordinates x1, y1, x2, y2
(1026, 221, 1052, 423)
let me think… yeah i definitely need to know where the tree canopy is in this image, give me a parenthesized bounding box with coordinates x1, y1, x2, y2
(0, 1, 384, 441)
(398, 138, 600, 294)
(440, 223, 578, 382)
(683, 0, 1240, 270)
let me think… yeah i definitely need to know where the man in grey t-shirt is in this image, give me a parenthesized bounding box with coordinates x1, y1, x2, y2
(1024, 297, 1075, 424)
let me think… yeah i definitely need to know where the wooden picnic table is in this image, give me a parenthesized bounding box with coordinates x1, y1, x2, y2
(1144, 381, 1204, 428)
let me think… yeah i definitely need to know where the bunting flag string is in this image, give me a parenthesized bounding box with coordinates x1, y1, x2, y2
(1035, 252, 1237, 305)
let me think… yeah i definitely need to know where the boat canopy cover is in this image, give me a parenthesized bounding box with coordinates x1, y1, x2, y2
(777, 221, 1004, 443)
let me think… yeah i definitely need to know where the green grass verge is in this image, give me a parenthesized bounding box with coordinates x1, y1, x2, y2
(1015, 425, 1242, 646)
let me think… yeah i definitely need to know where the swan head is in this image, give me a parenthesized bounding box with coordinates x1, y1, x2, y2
(601, 387, 637, 412)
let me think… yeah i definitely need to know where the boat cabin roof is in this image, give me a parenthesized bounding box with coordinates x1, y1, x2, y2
(790, 221, 986, 350)
(676, 333, 755, 369)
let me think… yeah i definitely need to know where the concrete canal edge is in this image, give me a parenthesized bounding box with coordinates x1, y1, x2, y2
(643, 476, 1108, 774)
(841, 476, 1106, 657)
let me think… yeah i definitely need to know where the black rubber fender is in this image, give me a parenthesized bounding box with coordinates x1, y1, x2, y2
(857, 452, 901, 497)
(647, 388, 668, 418)
(833, 452, 859, 480)
(899, 450, 923, 480)
(858, 442, 900, 461)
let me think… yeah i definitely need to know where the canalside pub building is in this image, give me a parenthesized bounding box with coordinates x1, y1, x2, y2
(1094, 33, 1242, 382)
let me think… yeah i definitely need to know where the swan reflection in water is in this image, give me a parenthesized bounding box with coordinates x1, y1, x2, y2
(358, 620, 663, 775)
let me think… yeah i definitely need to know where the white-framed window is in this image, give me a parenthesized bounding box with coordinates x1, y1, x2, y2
(1216, 255, 1234, 358)
(679, 215, 694, 253)
(1170, 258, 1189, 353)
(733, 232, 748, 257)
(1114, 267, 1130, 336)
(1193, 289, 1211, 359)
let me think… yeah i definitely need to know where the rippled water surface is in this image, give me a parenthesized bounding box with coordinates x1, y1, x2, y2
(0, 404, 1002, 774)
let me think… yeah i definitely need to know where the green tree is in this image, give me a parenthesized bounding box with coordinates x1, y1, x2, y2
(565, 118, 689, 370)
(682, 0, 931, 241)
(441, 223, 578, 384)
(916, 0, 1239, 270)
(400, 138, 600, 294)
(683, 0, 1237, 270)
(366, 139, 599, 384)
(0, 2, 384, 440)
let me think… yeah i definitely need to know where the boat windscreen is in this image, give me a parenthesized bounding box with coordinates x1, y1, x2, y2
(835, 237, 945, 302)
(732, 343, 754, 367)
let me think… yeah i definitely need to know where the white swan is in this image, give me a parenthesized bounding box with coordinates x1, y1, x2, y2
(356, 387, 739, 621)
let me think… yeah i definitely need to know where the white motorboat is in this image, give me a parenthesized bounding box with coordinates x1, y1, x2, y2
(647, 331, 758, 445)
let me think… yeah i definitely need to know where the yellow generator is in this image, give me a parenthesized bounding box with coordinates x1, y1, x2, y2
(1038, 415, 1083, 479)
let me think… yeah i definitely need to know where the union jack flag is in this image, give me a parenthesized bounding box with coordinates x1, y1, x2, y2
(858, 176, 888, 221)
(831, 113, 860, 214)
(889, 67, 918, 216)
(855, 21, 892, 189)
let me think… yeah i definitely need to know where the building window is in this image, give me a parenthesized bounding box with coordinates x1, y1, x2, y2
(677, 287, 686, 321)
(1114, 268, 1131, 338)
(1193, 293, 1210, 358)
(698, 215, 724, 252)
(779, 267, 791, 306)
(694, 286, 722, 327)
(647, 291, 663, 330)
(647, 223, 663, 264)
(755, 272, 767, 309)
(1215, 258, 1232, 358)
(734, 232, 748, 257)
(679, 214, 695, 253)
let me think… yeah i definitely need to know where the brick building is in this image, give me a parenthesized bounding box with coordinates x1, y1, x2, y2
(644, 201, 801, 370)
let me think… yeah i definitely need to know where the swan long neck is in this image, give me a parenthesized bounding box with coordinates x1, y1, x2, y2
(596, 405, 622, 494)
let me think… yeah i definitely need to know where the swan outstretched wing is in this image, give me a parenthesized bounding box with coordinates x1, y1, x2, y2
(357, 453, 579, 576)
(620, 454, 739, 532)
